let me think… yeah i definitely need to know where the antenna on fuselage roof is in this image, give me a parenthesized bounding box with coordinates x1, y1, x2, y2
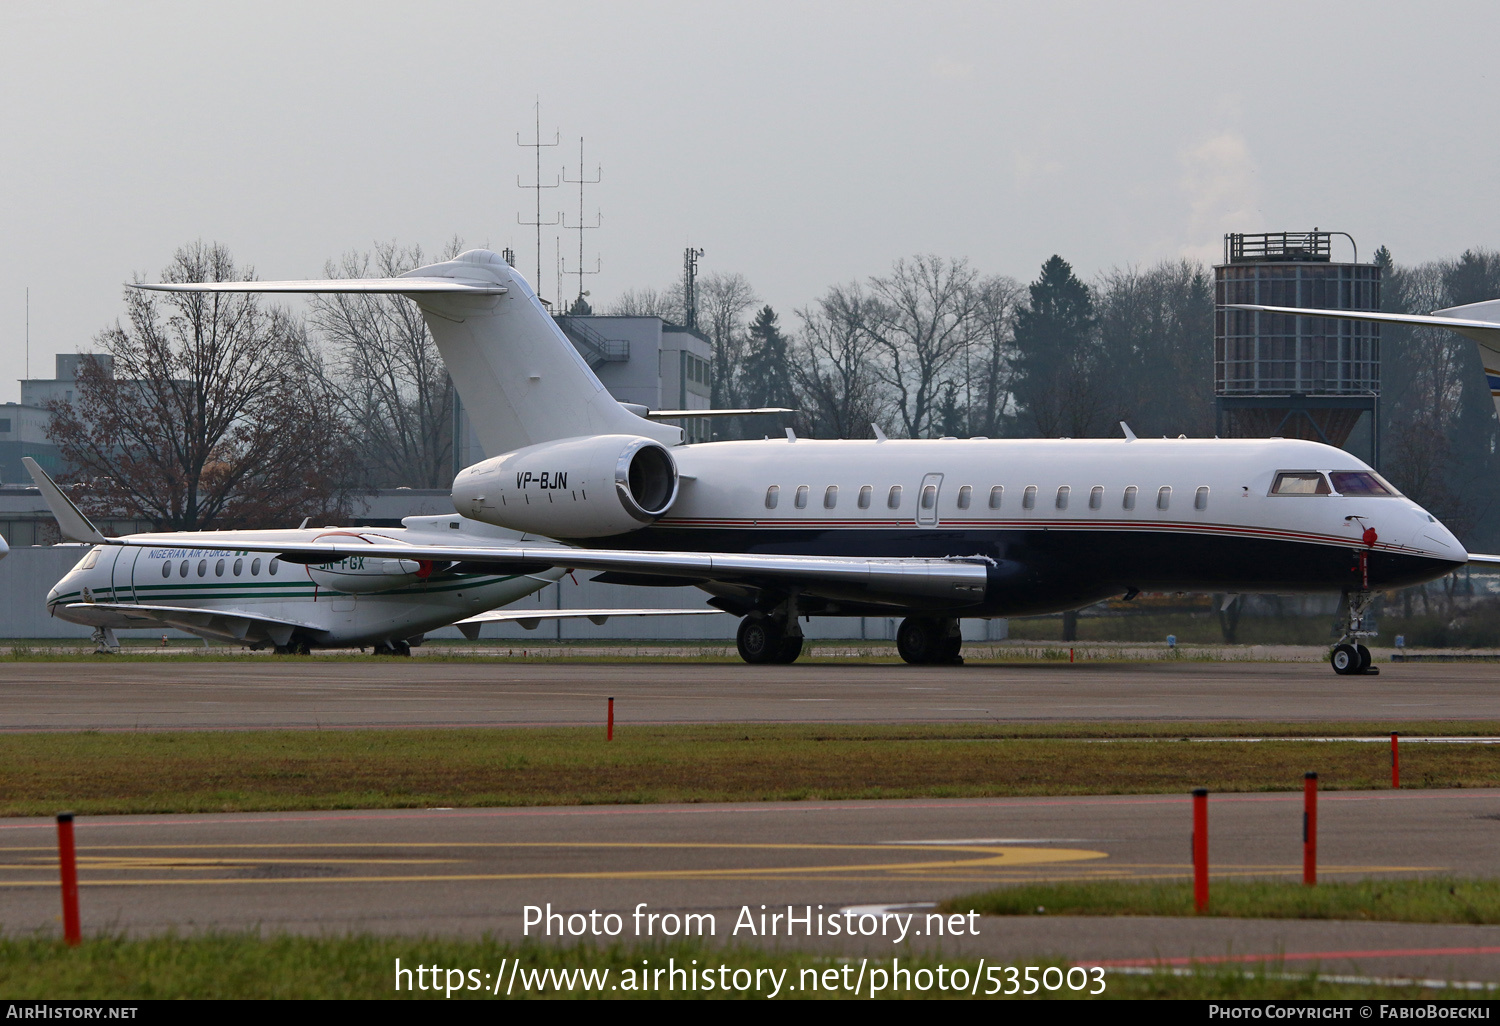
(298, 517, 310, 529)
(872, 423, 888, 442)
(1120, 422, 1138, 441)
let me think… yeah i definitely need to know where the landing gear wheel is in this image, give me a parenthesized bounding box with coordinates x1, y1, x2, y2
(897, 617, 946, 665)
(1331, 643, 1360, 675)
(1357, 644, 1372, 671)
(773, 634, 804, 664)
(736, 616, 784, 664)
(939, 632, 963, 665)
(393, 640, 412, 657)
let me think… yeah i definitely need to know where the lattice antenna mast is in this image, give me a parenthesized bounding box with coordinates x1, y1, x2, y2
(683, 247, 705, 329)
(561, 137, 602, 306)
(516, 101, 561, 290)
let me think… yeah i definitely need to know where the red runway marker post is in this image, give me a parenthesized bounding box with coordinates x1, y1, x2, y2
(56, 812, 80, 946)
(607, 697, 614, 741)
(1192, 788, 1209, 913)
(1303, 772, 1318, 886)
(1391, 732, 1400, 789)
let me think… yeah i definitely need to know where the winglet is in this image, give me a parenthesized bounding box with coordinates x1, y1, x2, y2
(1120, 422, 1138, 441)
(22, 458, 106, 544)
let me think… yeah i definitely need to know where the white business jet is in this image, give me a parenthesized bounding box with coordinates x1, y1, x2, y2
(122, 250, 1478, 675)
(26, 458, 718, 654)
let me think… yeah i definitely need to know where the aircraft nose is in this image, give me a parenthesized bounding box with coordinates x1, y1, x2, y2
(0, 533, 8, 559)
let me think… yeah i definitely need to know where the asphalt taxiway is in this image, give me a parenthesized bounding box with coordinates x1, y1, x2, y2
(4, 660, 1500, 731)
(3, 789, 1499, 980)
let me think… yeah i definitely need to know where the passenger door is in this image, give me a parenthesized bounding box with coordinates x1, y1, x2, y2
(917, 473, 943, 528)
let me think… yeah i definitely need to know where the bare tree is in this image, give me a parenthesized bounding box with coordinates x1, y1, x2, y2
(964, 274, 1023, 436)
(606, 286, 682, 319)
(47, 242, 353, 530)
(698, 271, 758, 409)
(792, 283, 886, 438)
(309, 239, 461, 488)
(865, 255, 983, 437)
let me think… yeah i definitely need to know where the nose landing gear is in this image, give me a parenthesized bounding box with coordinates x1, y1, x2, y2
(1330, 590, 1379, 676)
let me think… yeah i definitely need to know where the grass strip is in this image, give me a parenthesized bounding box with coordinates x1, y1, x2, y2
(943, 877, 1500, 924)
(2, 724, 1498, 816)
(0, 935, 1474, 1000)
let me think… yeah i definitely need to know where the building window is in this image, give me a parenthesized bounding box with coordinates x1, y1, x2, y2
(1194, 486, 1209, 511)
(858, 485, 872, 509)
(765, 485, 779, 510)
(794, 485, 809, 509)
(957, 485, 972, 510)
(1089, 486, 1103, 510)
(1123, 486, 1138, 511)
(887, 485, 902, 509)
(988, 486, 1003, 509)
(824, 485, 838, 509)
(0, 419, 9, 433)
(1022, 485, 1037, 510)
(1056, 485, 1071, 510)
(1157, 486, 1172, 511)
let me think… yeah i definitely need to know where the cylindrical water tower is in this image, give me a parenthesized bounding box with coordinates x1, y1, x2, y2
(1214, 230, 1380, 465)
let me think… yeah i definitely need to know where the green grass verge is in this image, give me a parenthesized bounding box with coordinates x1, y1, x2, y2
(2, 723, 1497, 816)
(0, 935, 1476, 1000)
(943, 877, 1500, 924)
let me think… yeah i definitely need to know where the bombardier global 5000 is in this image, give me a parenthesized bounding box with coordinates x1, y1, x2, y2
(27, 458, 718, 654)
(120, 249, 1487, 674)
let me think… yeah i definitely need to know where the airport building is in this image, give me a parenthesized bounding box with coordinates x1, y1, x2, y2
(1214, 230, 1381, 464)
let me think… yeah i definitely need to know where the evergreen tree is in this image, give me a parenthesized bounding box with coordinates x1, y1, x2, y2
(1011, 255, 1102, 437)
(739, 305, 797, 410)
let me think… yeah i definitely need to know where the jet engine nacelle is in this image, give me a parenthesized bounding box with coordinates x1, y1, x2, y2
(303, 532, 438, 594)
(451, 434, 678, 538)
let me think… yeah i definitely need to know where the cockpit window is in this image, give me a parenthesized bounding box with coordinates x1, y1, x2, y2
(1270, 472, 1331, 496)
(1330, 471, 1399, 497)
(74, 547, 102, 572)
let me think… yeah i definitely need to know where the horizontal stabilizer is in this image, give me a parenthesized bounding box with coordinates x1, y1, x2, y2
(23, 457, 104, 544)
(132, 277, 507, 295)
(643, 408, 797, 419)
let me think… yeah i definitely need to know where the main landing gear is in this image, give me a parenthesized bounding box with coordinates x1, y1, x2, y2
(736, 613, 804, 664)
(896, 617, 963, 665)
(372, 640, 412, 657)
(1330, 590, 1379, 676)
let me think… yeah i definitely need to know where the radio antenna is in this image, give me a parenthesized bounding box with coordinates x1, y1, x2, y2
(515, 100, 561, 291)
(561, 136, 602, 308)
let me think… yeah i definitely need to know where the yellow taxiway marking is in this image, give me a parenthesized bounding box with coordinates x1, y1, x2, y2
(0, 841, 1104, 885)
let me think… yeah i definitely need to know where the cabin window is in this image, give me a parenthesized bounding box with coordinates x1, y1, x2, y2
(957, 485, 972, 510)
(214, 558, 225, 577)
(764, 485, 779, 510)
(1089, 486, 1103, 510)
(179, 559, 189, 577)
(824, 485, 838, 509)
(1194, 486, 1209, 511)
(794, 485, 809, 509)
(197, 559, 207, 577)
(1056, 485, 1071, 510)
(887, 485, 902, 509)
(233, 558, 242, 576)
(988, 485, 1003, 509)
(1270, 471, 1331, 496)
(1330, 471, 1398, 497)
(1123, 486, 1138, 511)
(161, 561, 171, 579)
(1157, 486, 1172, 511)
(1022, 485, 1037, 510)
(77, 547, 101, 571)
(268, 559, 280, 576)
(920, 485, 937, 510)
(858, 485, 872, 509)
(251, 558, 262, 576)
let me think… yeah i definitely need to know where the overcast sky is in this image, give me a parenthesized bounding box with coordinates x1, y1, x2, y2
(3, 1, 1498, 401)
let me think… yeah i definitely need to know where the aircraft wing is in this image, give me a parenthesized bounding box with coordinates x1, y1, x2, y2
(452, 607, 724, 639)
(132, 277, 507, 295)
(105, 534, 992, 608)
(62, 602, 328, 643)
(1224, 302, 1500, 347)
(1467, 553, 1500, 567)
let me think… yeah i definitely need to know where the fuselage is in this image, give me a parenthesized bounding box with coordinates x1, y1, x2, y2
(46, 515, 562, 648)
(594, 436, 1465, 616)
